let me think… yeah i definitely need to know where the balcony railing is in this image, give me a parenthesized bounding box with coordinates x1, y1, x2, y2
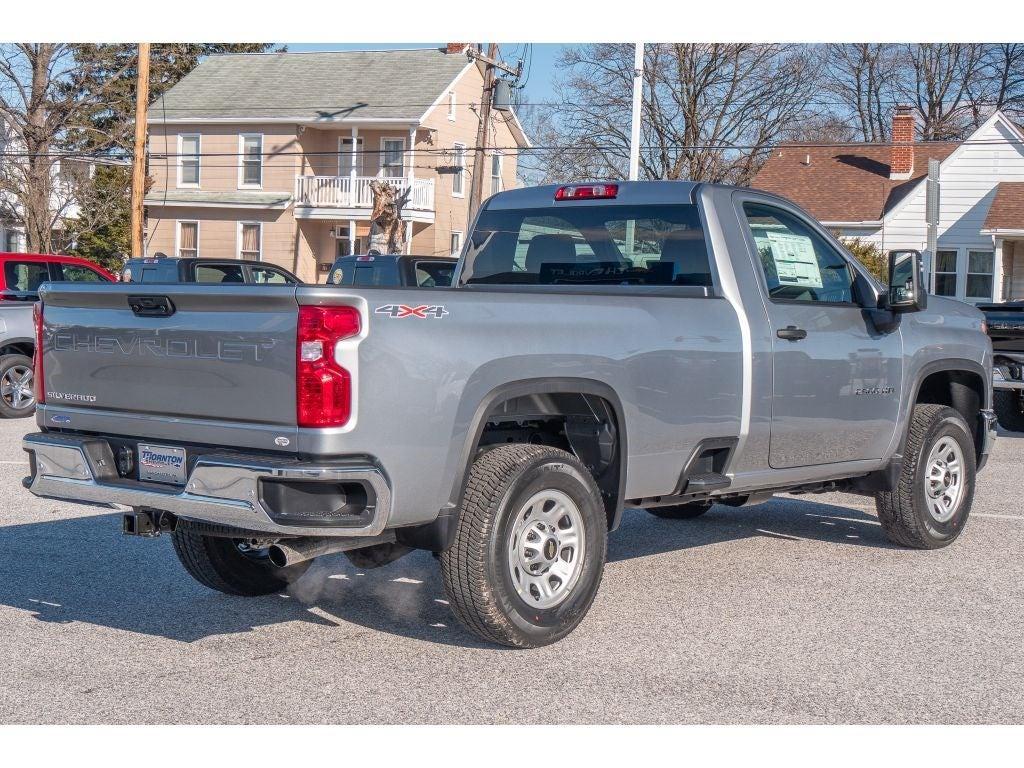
(295, 175, 435, 211)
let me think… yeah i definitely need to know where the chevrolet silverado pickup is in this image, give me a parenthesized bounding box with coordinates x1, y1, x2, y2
(23, 182, 996, 648)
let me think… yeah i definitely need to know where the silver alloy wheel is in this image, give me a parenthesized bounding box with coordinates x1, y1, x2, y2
(924, 436, 965, 523)
(507, 489, 586, 609)
(0, 364, 34, 411)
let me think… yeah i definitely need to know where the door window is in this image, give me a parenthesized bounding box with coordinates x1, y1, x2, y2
(382, 139, 404, 178)
(742, 202, 857, 304)
(339, 138, 364, 176)
(249, 266, 290, 284)
(3, 261, 49, 294)
(195, 264, 245, 283)
(933, 249, 958, 297)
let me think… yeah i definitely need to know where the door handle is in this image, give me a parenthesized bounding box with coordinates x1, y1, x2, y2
(776, 325, 807, 341)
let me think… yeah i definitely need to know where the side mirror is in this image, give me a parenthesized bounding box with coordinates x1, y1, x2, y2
(885, 249, 927, 312)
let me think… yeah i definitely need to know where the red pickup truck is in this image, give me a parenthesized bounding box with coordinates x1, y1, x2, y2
(0, 252, 115, 417)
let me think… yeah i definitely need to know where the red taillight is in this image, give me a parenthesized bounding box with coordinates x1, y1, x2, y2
(33, 301, 44, 405)
(296, 305, 360, 428)
(554, 183, 619, 201)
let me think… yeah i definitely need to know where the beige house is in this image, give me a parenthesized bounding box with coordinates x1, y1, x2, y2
(144, 45, 528, 282)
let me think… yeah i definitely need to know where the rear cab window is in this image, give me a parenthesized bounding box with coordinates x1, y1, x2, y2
(462, 204, 712, 289)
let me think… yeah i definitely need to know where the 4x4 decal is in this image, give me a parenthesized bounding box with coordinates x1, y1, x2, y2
(374, 304, 449, 319)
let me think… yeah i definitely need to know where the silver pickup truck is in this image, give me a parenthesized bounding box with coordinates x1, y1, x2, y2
(23, 181, 996, 647)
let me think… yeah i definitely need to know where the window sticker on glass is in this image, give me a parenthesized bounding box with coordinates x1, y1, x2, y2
(758, 230, 823, 289)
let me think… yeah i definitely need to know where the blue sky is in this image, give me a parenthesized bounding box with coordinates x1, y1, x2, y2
(285, 43, 564, 104)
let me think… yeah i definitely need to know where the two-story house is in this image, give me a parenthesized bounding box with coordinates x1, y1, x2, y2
(753, 106, 1024, 305)
(144, 45, 528, 281)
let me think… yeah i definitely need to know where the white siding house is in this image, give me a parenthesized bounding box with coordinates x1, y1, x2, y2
(754, 108, 1024, 305)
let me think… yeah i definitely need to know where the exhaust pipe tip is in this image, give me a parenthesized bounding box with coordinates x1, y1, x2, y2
(267, 544, 291, 569)
(266, 531, 396, 569)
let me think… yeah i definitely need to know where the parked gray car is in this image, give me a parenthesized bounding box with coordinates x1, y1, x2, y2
(23, 181, 995, 647)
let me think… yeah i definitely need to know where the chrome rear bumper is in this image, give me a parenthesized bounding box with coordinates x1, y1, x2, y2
(22, 432, 391, 537)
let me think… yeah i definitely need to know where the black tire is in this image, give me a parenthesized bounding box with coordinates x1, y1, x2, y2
(0, 354, 36, 419)
(875, 404, 976, 549)
(441, 444, 608, 648)
(647, 501, 713, 519)
(171, 519, 310, 596)
(993, 390, 1024, 432)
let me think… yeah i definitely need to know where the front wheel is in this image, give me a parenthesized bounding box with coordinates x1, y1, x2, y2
(441, 444, 608, 648)
(875, 404, 976, 549)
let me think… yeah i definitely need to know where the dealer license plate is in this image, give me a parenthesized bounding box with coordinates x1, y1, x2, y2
(137, 444, 187, 485)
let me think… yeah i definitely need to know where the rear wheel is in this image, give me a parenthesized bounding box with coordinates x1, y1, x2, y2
(171, 520, 310, 596)
(0, 354, 35, 418)
(993, 390, 1024, 432)
(875, 404, 976, 549)
(647, 501, 713, 519)
(441, 444, 607, 648)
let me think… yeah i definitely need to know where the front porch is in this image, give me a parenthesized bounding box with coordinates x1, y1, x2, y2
(294, 123, 435, 224)
(294, 175, 435, 220)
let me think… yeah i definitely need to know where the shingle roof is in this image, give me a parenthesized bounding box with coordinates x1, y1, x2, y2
(983, 182, 1024, 231)
(751, 142, 959, 222)
(151, 48, 472, 123)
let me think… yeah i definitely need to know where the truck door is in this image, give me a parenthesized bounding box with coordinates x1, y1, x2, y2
(737, 198, 903, 469)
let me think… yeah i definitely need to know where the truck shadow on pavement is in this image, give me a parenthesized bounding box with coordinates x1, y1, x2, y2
(0, 496, 891, 647)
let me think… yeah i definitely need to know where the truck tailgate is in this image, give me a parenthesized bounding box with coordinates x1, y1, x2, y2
(38, 283, 300, 449)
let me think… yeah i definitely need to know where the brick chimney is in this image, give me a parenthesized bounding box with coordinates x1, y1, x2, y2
(890, 105, 916, 180)
(445, 43, 472, 54)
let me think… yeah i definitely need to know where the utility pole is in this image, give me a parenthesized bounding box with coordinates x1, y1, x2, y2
(628, 43, 644, 181)
(130, 43, 151, 258)
(625, 43, 644, 258)
(465, 45, 522, 228)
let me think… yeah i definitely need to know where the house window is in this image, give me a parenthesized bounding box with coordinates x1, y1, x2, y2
(933, 249, 957, 297)
(177, 221, 199, 257)
(966, 250, 994, 300)
(452, 143, 466, 197)
(239, 222, 261, 260)
(450, 230, 463, 256)
(382, 138, 405, 178)
(448, 91, 457, 121)
(178, 134, 200, 186)
(240, 134, 262, 187)
(490, 152, 502, 195)
(339, 137, 364, 176)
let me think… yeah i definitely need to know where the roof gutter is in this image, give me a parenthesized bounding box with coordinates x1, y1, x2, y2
(148, 117, 421, 126)
(819, 220, 883, 228)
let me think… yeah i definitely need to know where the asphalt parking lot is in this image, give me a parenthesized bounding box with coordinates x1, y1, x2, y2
(1, 416, 1022, 725)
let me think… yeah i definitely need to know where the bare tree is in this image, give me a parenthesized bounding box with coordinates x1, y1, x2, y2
(900, 43, 985, 140)
(824, 44, 901, 141)
(528, 43, 821, 185)
(0, 44, 128, 252)
(967, 43, 1024, 126)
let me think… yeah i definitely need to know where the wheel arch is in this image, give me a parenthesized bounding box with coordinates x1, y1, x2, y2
(908, 359, 989, 461)
(463, 378, 626, 524)
(0, 338, 35, 358)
